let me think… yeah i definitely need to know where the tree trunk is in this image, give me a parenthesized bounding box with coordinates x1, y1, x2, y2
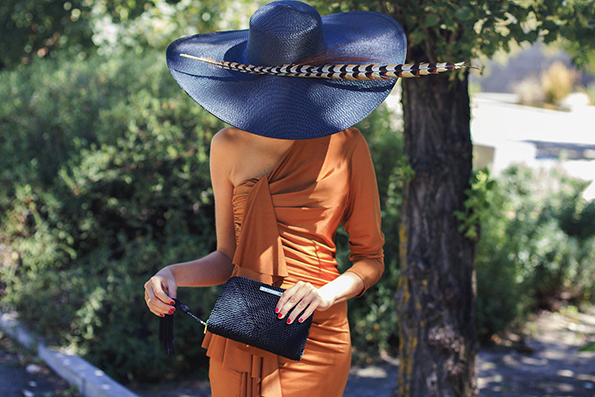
(394, 72, 479, 397)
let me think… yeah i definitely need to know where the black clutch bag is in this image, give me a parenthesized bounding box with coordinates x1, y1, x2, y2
(159, 276, 313, 361)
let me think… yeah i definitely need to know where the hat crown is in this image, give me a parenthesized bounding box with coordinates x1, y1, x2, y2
(246, 1, 325, 66)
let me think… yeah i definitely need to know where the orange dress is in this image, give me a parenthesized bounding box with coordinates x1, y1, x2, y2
(202, 128, 385, 396)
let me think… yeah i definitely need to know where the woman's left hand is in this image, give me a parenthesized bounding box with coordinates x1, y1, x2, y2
(275, 281, 335, 325)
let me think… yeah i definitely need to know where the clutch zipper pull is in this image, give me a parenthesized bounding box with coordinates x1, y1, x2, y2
(174, 299, 208, 332)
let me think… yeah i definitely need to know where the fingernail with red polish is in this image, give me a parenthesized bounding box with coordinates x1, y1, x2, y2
(286, 318, 291, 324)
(275, 307, 280, 314)
(278, 313, 283, 319)
(170, 301, 176, 305)
(298, 318, 304, 323)
(169, 308, 175, 314)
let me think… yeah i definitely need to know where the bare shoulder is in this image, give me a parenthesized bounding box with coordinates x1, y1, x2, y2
(211, 127, 255, 169)
(210, 128, 247, 185)
(211, 127, 297, 186)
(211, 127, 247, 155)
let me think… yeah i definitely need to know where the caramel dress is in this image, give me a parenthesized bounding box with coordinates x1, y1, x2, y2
(202, 128, 385, 396)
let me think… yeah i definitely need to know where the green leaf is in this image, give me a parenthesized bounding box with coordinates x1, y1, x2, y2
(424, 14, 440, 27)
(578, 342, 595, 352)
(455, 7, 474, 21)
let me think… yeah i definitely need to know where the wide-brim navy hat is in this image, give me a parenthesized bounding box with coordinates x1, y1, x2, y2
(166, 1, 406, 139)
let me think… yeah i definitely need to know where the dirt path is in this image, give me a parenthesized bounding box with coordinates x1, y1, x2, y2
(132, 305, 595, 397)
(477, 306, 595, 397)
(345, 304, 595, 397)
(3, 306, 593, 397)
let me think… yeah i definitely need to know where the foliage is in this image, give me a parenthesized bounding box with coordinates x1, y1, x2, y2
(4, 0, 594, 72)
(557, 193, 595, 242)
(474, 165, 595, 340)
(317, 0, 588, 62)
(313, 0, 595, 94)
(579, 341, 595, 353)
(0, 0, 246, 71)
(454, 168, 495, 241)
(474, 167, 530, 340)
(552, 1, 595, 67)
(0, 51, 225, 381)
(0, 0, 154, 70)
(90, 0, 231, 57)
(0, 0, 94, 69)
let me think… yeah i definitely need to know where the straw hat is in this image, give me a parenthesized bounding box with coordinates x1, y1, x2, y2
(166, 0, 407, 139)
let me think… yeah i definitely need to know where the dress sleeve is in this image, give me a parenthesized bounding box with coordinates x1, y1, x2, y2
(340, 130, 385, 296)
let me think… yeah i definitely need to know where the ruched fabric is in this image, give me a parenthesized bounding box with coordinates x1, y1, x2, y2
(202, 128, 385, 396)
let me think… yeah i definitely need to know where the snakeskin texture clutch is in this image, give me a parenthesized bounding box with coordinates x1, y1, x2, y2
(159, 276, 313, 361)
(207, 276, 313, 361)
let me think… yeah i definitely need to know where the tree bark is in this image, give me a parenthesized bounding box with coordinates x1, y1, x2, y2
(394, 72, 478, 397)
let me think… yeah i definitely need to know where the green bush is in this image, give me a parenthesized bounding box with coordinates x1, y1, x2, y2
(0, 51, 225, 381)
(474, 167, 531, 340)
(474, 165, 595, 341)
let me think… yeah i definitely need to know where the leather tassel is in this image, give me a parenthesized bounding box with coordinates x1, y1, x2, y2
(158, 298, 208, 358)
(158, 299, 177, 358)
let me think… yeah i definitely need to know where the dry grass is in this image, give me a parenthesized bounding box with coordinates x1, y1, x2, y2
(515, 61, 579, 108)
(514, 77, 545, 107)
(541, 61, 577, 106)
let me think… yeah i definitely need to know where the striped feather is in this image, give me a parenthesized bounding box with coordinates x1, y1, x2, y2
(180, 54, 478, 80)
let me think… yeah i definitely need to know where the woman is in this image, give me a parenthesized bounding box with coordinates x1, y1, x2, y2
(144, 1, 455, 395)
(146, 124, 383, 396)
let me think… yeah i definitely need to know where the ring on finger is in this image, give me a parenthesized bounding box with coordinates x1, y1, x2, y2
(147, 298, 152, 304)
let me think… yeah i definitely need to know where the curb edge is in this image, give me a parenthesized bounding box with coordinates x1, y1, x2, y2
(0, 311, 139, 397)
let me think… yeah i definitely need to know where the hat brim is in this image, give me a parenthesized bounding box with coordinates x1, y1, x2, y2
(166, 11, 406, 139)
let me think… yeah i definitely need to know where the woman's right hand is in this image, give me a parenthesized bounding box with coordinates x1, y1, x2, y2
(144, 267, 178, 317)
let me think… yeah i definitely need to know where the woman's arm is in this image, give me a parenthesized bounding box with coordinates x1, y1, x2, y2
(275, 271, 364, 324)
(143, 251, 234, 317)
(277, 130, 384, 324)
(144, 128, 238, 317)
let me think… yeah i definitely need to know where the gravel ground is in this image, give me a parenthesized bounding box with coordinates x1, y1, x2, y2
(0, 330, 82, 397)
